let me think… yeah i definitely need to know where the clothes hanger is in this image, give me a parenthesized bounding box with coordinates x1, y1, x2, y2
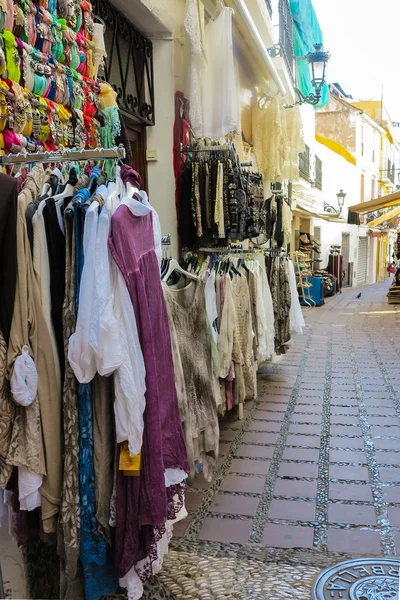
(53, 166, 77, 206)
(211, 0, 225, 20)
(162, 258, 198, 283)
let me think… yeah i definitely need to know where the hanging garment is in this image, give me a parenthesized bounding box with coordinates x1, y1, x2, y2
(202, 7, 239, 139)
(109, 194, 189, 579)
(288, 259, 305, 335)
(231, 275, 256, 400)
(270, 257, 291, 354)
(281, 199, 292, 248)
(204, 269, 218, 344)
(74, 197, 118, 600)
(163, 279, 219, 481)
(60, 201, 83, 600)
(253, 259, 275, 363)
(281, 105, 305, 181)
(43, 196, 68, 380)
(32, 200, 62, 394)
(183, 0, 206, 138)
(0, 173, 18, 344)
(0, 327, 14, 487)
(252, 98, 282, 182)
(7, 166, 62, 534)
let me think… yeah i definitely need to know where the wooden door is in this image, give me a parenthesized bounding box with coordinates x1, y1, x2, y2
(124, 123, 148, 191)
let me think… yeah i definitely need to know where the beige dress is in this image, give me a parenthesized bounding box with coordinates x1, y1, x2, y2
(231, 275, 257, 400)
(7, 166, 62, 534)
(163, 279, 219, 481)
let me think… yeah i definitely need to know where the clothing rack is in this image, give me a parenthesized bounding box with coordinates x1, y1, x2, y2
(198, 246, 286, 256)
(180, 143, 253, 167)
(180, 143, 232, 154)
(0, 145, 126, 165)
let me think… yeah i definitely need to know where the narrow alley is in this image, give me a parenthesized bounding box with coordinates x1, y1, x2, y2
(144, 281, 400, 599)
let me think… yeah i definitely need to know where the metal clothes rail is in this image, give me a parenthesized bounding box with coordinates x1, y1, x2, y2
(0, 145, 126, 166)
(198, 246, 286, 255)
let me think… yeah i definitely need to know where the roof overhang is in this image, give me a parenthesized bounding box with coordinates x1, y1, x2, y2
(366, 206, 400, 228)
(349, 190, 400, 214)
(294, 201, 346, 223)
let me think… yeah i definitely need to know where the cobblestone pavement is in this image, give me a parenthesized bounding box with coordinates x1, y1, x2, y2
(3, 281, 400, 599)
(143, 281, 400, 599)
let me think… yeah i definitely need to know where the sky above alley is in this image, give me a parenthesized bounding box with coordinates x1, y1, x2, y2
(312, 0, 400, 122)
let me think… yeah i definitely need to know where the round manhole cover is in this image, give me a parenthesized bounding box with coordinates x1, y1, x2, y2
(313, 558, 400, 599)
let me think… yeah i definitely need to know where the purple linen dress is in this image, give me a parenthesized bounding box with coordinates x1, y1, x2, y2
(109, 204, 188, 577)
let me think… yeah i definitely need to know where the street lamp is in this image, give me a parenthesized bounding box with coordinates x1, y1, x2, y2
(294, 44, 331, 106)
(336, 189, 347, 213)
(324, 189, 346, 215)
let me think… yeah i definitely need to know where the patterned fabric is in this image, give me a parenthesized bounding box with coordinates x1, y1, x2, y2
(270, 257, 291, 355)
(0, 328, 14, 486)
(60, 203, 81, 593)
(163, 280, 219, 481)
(74, 201, 118, 600)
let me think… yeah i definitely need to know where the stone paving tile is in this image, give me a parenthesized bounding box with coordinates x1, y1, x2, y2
(289, 423, 322, 435)
(329, 464, 370, 481)
(246, 421, 282, 433)
(374, 438, 400, 450)
(387, 506, 400, 527)
(294, 404, 323, 414)
(236, 444, 275, 459)
(327, 528, 381, 555)
(329, 449, 367, 464)
(261, 523, 314, 549)
(375, 452, 400, 466)
(210, 494, 260, 517)
(329, 482, 373, 502)
(230, 458, 271, 475)
(286, 435, 321, 448)
(242, 432, 279, 445)
(198, 518, 252, 544)
(185, 492, 204, 512)
(221, 474, 266, 494)
(379, 468, 400, 482)
(328, 504, 377, 526)
(330, 406, 359, 415)
(274, 478, 318, 498)
(174, 515, 193, 538)
(279, 462, 319, 479)
(269, 499, 316, 521)
(330, 437, 365, 449)
(283, 447, 320, 461)
(255, 410, 285, 421)
(290, 413, 322, 424)
(258, 402, 288, 412)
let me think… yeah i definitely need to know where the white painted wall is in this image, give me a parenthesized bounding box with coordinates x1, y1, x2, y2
(146, 39, 179, 256)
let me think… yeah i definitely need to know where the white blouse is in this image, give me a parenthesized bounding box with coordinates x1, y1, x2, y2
(68, 200, 99, 383)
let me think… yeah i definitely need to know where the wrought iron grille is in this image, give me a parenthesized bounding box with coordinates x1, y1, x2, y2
(265, 0, 273, 17)
(315, 156, 322, 190)
(92, 0, 155, 126)
(278, 0, 294, 82)
(299, 145, 310, 181)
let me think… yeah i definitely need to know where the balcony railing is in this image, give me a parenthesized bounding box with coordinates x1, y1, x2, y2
(299, 145, 310, 181)
(93, 0, 155, 125)
(265, 0, 272, 16)
(315, 156, 322, 190)
(279, 0, 294, 82)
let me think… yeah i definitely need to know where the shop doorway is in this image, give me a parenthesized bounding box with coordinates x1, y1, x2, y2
(124, 122, 148, 191)
(341, 232, 350, 287)
(357, 236, 368, 286)
(313, 226, 321, 270)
